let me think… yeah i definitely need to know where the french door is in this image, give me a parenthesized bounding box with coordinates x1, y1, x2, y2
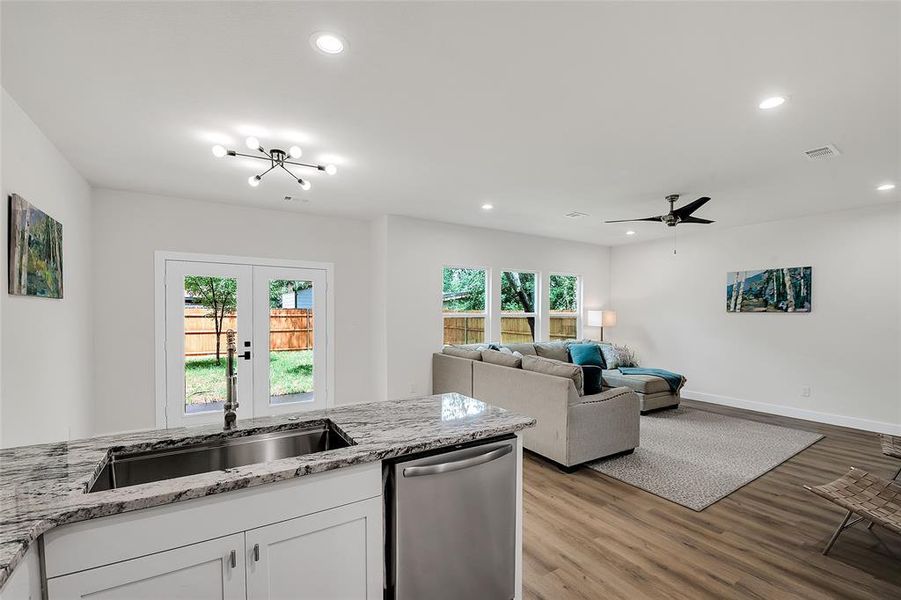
(163, 258, 328, 428)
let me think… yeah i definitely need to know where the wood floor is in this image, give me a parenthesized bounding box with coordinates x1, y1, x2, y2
(521, 400, 901, 600)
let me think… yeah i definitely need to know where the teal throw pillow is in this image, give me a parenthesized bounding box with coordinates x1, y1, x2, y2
(568, 343, 605, 368)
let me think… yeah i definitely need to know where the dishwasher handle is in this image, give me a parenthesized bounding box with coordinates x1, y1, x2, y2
(402, 444, 512, 478)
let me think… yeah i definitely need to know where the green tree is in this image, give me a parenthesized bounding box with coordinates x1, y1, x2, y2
(442, 268, 486, 312)
(184, 276, 237, 365)
(548, 275, 577, 312)
(501, 271, 536, 339)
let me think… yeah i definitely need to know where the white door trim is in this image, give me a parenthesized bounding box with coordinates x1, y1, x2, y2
(154, 251, 336, 429)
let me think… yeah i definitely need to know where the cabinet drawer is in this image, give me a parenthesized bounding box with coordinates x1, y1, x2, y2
(47, 533, 245, 599)
(44, 463, 380, 578)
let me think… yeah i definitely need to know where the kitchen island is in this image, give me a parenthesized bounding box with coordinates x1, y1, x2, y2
(0, 394, 535, 599)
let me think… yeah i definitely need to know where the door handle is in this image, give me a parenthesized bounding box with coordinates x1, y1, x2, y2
(229, 549, 237, 569)
(240, 351, 251, 360)
(402, 444, 512, 478)
(253, 543, 260, 562)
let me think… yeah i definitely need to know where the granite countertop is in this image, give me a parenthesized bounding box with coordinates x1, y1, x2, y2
(0, 393, 535, 588)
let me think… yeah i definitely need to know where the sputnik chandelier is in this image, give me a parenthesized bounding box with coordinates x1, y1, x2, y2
(211, 137, 337, 190)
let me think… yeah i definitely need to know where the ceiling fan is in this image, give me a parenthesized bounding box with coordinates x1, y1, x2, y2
(605, 194, 715, 227)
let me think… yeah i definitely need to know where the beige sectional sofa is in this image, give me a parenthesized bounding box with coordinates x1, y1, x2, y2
(433, 345, 641, 469)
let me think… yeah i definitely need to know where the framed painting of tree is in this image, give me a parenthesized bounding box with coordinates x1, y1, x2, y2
(726, 266, 811, 313)
(8, 194, 64, 298)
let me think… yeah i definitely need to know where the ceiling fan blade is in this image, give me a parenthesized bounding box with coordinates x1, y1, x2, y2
(679, 216, 715, 224)
(673, 196, 711, 218)
(604, 216, 664, 223)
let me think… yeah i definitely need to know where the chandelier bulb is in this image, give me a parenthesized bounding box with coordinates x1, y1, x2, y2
(289, 146, 303, 159)
(298, 179, 312, 191)
(211, 145, 227, 158)
(248, 175, 261, 187)
(245, 136, 260, 151)
(324, 164, 337, 175)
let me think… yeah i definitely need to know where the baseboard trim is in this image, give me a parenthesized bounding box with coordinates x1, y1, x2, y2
(681, 390, 901, 436)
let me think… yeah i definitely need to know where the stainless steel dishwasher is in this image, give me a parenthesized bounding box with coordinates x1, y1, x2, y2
(385, 435, 516, 600)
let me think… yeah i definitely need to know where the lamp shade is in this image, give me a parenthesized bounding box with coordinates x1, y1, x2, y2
(602, 310, 617, 327)
(587, 310, 604, 327)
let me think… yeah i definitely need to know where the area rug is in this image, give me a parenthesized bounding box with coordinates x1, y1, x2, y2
(586, 407, 823, 511)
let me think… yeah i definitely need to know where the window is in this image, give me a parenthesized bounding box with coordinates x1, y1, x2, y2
(501, 271, 536, 343)
(549, 274, 579, 341)
(443, 267, 487, 345)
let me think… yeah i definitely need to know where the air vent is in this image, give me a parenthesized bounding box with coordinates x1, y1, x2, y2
(803, 144, 841, 161)
(565, 211, 589, 219)
(284, 195, 293, 201)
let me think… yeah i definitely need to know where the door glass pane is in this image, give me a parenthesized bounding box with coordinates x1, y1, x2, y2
(269, 279, 314, 405)
(443, 317, 485, 345)
(183, 276, 237, 415)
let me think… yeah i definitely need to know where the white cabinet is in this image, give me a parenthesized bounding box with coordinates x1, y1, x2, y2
(47, 533, 246, 600)
(42, 465, 384, 600)
(246, 497, 382, 600)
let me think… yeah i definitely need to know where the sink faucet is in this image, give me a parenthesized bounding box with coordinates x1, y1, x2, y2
(224, 330, 239, 431)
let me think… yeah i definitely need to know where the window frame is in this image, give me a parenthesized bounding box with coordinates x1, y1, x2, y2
(498, 268, 540, 344)
(547, 272, 582, 342)
(441, 265, 491, 345)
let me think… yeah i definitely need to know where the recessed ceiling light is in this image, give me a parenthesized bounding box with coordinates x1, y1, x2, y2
(626, 230, 636, 236)
(312, 32, 345, 55)
(481, 203, 494, 211)
(876, 183, 896, 191)
(759, 96, 786, 110)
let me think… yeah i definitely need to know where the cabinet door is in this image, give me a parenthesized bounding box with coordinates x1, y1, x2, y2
(46, 533, 245, 600)
(246, 497, 382, 600)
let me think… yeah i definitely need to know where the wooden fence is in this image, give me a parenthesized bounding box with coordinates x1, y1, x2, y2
(443, 315, 578, 345)
(184, 308, 313, 357)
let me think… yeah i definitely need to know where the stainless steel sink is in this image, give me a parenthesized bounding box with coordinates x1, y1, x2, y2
(88, 421, 353, 493)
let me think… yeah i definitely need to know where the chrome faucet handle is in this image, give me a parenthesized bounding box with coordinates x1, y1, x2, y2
(224, 329, 239, 430)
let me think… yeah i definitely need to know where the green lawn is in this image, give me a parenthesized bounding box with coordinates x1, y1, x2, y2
(185, 350, 313, 405)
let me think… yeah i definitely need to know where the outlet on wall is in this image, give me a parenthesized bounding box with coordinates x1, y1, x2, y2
(801, 386, 811, 398)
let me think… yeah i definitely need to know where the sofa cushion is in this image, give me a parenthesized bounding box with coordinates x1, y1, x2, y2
(581, 365, 603, 395)
(442, 345, 483, 360)
(602, 369, 671, 394)
(481, 349, 522, 369)
(501, 343, 537, 356)
(600, 344, 636, 369)
(534, 341, 570, 362)
(522, 354, 583, 393)
(568, 343, 605, 367)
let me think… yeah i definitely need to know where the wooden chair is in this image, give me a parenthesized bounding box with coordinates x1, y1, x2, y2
(804, 467, 900, 555)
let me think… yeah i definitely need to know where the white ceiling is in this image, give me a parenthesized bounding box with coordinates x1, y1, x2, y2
(2, 1, 898, 245)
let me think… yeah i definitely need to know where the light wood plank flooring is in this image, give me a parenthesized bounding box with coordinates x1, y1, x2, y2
(522, 400, 901, 600)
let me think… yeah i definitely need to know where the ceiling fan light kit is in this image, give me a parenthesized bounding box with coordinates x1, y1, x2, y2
(211, 137, 337, 190)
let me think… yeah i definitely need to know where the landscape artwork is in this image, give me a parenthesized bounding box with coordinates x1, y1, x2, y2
(8, 194, 63, 298)
(726, 266, 811, 313)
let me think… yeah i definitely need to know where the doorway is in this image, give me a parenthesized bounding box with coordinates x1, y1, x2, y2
(156, 253, 331, 428)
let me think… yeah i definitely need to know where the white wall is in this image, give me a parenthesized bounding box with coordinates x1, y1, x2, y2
(0, 90, 94, 447)
(377, 216, 612, 402)
(91, 189, 374, 434)
(610, 203, 901, 434)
